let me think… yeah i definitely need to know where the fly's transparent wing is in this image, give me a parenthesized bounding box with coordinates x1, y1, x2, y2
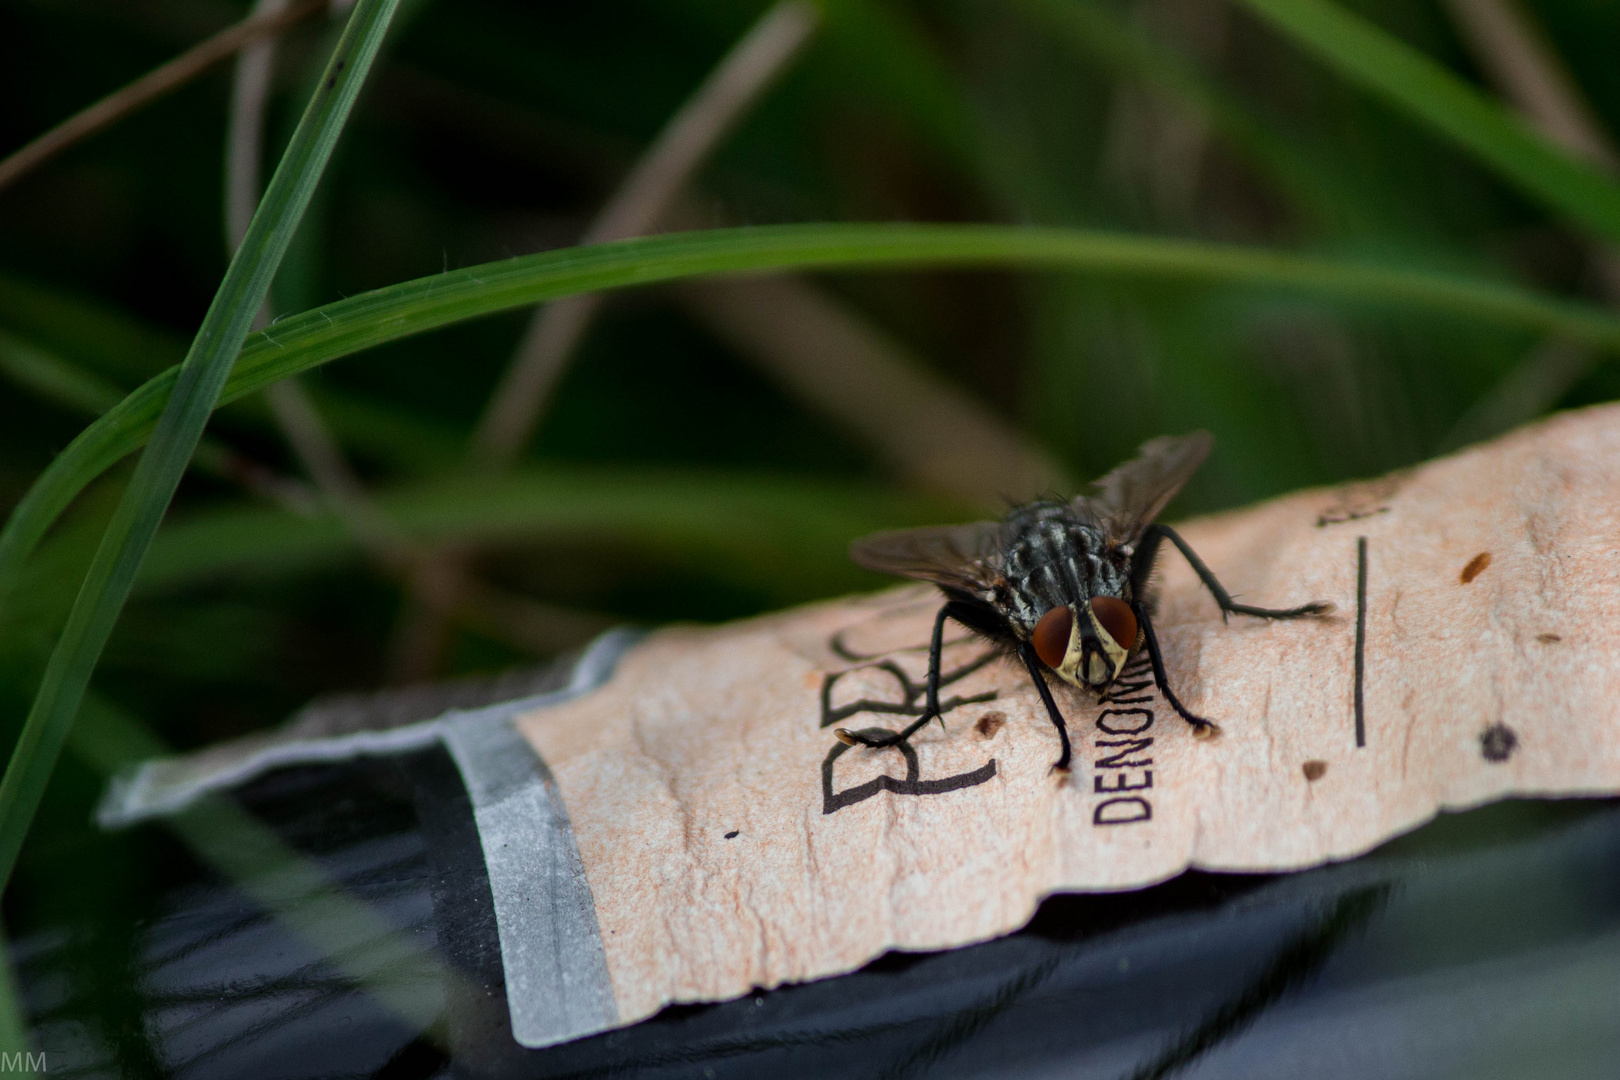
(1075, 431, 1213, 543)
(849, 521, 1002, 596)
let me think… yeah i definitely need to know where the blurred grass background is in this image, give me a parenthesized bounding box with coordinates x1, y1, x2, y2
(2, 0, 1620, 1050)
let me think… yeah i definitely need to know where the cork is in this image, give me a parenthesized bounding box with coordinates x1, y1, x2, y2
(518, 403, 1620, 1028)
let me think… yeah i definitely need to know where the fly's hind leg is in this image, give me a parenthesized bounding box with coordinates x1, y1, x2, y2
(1127, 524, 1331, 738)
(1133, 599, 1220, 738)
(835, 601, 969, 752)
(1135, 524, 1335, 623)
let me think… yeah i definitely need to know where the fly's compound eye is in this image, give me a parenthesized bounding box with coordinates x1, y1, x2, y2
(1088, 596, 1137, 652)
(1032, 605, 1073, 669)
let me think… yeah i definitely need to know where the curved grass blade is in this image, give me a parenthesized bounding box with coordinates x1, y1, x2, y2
(4, 223, 1620, 613)
(1235, 0, 1620, 247)
(0, 0, 401, 893)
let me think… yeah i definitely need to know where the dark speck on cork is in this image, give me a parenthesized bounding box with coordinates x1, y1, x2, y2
(1302, 760, 1328, 781)
(1480, 723, 1518, 763)
(1459, 552, 1491, 584)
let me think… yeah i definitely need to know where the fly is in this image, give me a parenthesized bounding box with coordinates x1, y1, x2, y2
(838, 432, 1334, 771)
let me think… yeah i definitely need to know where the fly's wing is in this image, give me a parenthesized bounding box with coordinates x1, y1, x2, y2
(1075, 431, 1213, 543)
(849, 521, 1002, 597)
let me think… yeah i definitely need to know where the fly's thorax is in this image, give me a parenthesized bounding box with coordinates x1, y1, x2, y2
(996, 502, 1139, 688)
(997, 507, 1134, 638)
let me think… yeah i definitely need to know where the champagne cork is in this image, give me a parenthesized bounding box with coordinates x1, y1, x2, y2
(517, 403, 1620, 1029)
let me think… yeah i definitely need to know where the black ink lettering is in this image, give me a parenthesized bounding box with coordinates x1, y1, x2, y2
(1317, 506, 1389, 527)
(822, 734, 996, 815)
(1094, 769, 1152, 794)
(832, 626, 980, 662)
(1097, 708, 1153, 735)
(1094, 738, 1154, 769)
(820, 654, 998, 729)
(1094, 797, 1152, 825)
(819, 620, 1001, 813)
(1088, 656, 1157, 826)
(1354, 535, 1367, 748)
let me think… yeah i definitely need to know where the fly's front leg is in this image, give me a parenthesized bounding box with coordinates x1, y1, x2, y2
(1142, 524, 1335, 623)
(835, 601, 964, 751)
(1133, 599, 1219, 738)
(1017, 642, 1073, 771)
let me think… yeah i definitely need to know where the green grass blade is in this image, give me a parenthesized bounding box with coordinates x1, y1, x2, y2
(3, 223, 1620, 612)
(0, 329, 124, 416)
(0, 926, 31, 1069)
(0, 0, 401, 893)
(69, 696, 448, 1040)
(1234, 0, 1620, 247)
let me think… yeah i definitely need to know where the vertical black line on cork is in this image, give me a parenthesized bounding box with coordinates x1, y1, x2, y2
(1354, 535, 1368, 748)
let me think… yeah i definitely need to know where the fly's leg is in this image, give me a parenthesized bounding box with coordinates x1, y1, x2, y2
(1017, 641, 1072, 771)
(1133, 599, 1219, 737)
(835, 601, 966, 752)
(1135, 524, 1335, 624)
(1127, 524, 1329, 737)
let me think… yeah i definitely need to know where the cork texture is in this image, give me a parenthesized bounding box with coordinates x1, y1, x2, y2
(518, 404, 1620, 1027)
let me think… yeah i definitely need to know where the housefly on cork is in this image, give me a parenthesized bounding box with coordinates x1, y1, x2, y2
(839, 432, 1334, 771)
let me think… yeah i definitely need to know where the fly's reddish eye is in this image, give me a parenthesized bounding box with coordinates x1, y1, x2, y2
(1090, 596, 1138, 649)
(1032, 606, 1072, 668)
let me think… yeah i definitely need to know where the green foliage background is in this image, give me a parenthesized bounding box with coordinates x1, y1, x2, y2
(1, 0, 1619, 1059)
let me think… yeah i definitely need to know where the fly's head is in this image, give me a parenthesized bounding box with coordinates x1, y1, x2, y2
(1030, 593, 1140, 692)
